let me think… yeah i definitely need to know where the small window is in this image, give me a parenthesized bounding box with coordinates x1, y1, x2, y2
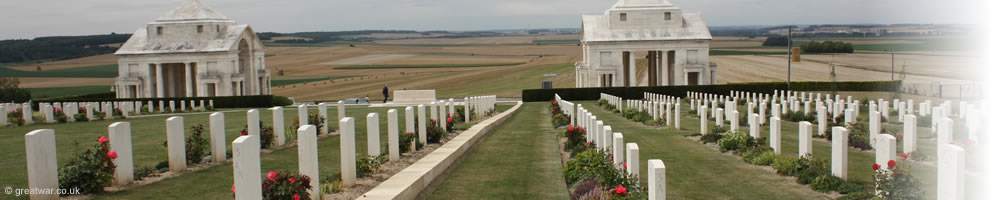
(665, 12, 671, 20)
(216, 25, 220, 32)
(619, 13, 627, 21)
(156, 27, 163, 35)
(197, 25, 204, 33)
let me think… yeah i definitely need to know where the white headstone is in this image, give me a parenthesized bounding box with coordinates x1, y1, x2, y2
(870, 111, 881, 146)
(25, 129, 59, 200)
(439, 101, 447, 128)
(169, 101, 176, 112)
(613, 132, 624, 169)
(166, 116, 186, 172)
(430, 101, 438, 121)
(109, 122, 134, 185)
(338, 100, 346, 126)
(750, 113, 760, 138)
(268, 107, 286, 145)
(367, 113, 381, 156)
(319, 103, 329, 135)
(388, 109, 400, 161)
(674, 103, 680, 129)
(232, 135, 262, 200)
(340, 117, 357, 185)
(298, 104, 309, 126)
(903, 114, 916, 154)
(818, 105, 827, 136)
(799, 121, 812, 158)
(210, 112, 227, 163)
(626, 143, 639, 177)
(602, 126, 612, 151)
(417, 104, 427, 144)
(770, 117, 781, 154)
(648, 159, 666, 200)
(405, 106, 415, 134)
(938, 118, 953, 145)
(875, 134, 897, 170)
(832, 126, 848, 179)
(699, 106, 707, 135)
(297, 125, 320, 200)
(248, 109, 260, 136)
(937, 144, 965, 200)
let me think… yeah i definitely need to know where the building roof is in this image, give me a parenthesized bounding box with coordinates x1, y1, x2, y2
(115, 25, 260, 55)
(156, 0, 229, 22)
(582, 0, 712, 42)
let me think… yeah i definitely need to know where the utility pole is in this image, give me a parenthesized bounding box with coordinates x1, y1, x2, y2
(787, 25, 792, 90)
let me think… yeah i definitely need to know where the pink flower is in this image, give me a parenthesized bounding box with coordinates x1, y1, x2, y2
(609, 154, 613, 158)
(289, 178, 296, 183)
(231, 184, 235, 193)
(267, 171, 277, 181)
(98, 136, 109, 144)
(107, 151, 118, 159)
(900, 153, 909, 159)
(615, 185, 627, 194)
(887, 160, 896, 168)
(294, 194, 300, 200)
(447, 118, 453, 123)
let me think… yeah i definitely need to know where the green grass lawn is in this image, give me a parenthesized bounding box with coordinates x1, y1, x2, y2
(579, 102, 833, 199)
(0, 64, 118, 78)
(429, 102, 569, 199)
(29, 85, 112, 98)
(334, 63, 525, 70)
(73, 103, 515, 199)
(270, 77, 333, 87)
(436, 63, 574, 98)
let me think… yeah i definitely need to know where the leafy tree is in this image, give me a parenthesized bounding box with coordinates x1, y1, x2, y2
(762, 35, 789, 46)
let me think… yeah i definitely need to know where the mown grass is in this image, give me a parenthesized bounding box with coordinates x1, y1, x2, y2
(270, 77, 332, 87)
(709, 50, 788, 56)
(0, 64, 118, 78)
(430, 103, 569, 199)
(334, 63, 524, 70)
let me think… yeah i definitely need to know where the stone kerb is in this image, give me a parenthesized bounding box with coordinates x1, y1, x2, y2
(359, 101, 522, 199)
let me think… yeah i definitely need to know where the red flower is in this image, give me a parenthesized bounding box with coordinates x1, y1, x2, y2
(107, 151, 118, 159)
(623, 162, 627, 168)
(447, 118, 453, 123)
(407, 132, 414, 136)
(887, 160, 896, 168)
(897, 134, 902, 139)
(294, 194, 300, 200)
(900, 153, 909, 159)
(231, 184, 235, 193)
(609, 154, 613, 158)
(584, 142, 593, 147)
(98, 136, 109, 144)
(552, 101, 557, 105)
(872, 163, 880, 170)
(267, 171, 277, 181)
(615, 185, 627, 194)
(288, 178, 296, 183)
(568, 125, 575, 131)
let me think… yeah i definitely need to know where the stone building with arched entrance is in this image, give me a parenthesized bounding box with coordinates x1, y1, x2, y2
(577, 0, 716, 88)
(114, 0, 270, 98)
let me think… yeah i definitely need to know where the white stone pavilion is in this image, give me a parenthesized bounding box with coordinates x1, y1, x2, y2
(577, 0, 716, 88)
(114, 0, 270, 98)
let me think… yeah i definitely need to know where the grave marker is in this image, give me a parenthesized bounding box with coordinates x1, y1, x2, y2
(367, 113, 381, 156)
(770, 117, 781, 154)
(626, 143, 639, 177)
(388, 109, 400, 161)
(297, 125, 320, 200)
(417, 104, 427, 144)
(613, 132, 624, 169)
(340, 117, 357, 185)
(25, 129, 59, 200)
(166, 116, 186, 172)
(832, 126, 848, 179)
(109, 122, 134, 185)
(232, 135, 262, 200)
(799, 121, 812, 158)
(210, 112, 226, 162)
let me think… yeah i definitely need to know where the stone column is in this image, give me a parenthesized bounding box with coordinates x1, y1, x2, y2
(626, 143, 639, 177)
(155, 64, 164, 98)
(210, 112, 226, 163)
(770, 117, 781, 154)
(109, 122, 134, 185)
(184, 63, 193, 97)
(388, 109, 400, 161)
(340, 117, 357, 186)
(648, 159, 666, 200)
(297, 125, 320, 200)
(799, 121, 812, 158)
(25, 129, 59, 200)
(270, 107, 285, 145)
(832, 126, 848, 180)
(628, 51, 636, 87)
(166, 116, 186, 172)
(232, 135, 262, 200)
(318, 103, 328, 135)
(417, 104, 427, 144)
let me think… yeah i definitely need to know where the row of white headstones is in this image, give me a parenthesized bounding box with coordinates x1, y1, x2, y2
(0, 100, 215, 126)
(555, 94, 668, 200)
(21, 96, 496, 200)
(681, 90, 969, 200)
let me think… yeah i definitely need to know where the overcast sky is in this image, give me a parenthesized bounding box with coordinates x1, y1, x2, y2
(0, 0, 983, 40)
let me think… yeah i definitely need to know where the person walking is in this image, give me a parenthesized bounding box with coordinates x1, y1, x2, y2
(382, 84, 389, 103)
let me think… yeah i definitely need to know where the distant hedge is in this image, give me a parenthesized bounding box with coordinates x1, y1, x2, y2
(33, 94, 291, 109)
(0, 88, 31, 103)
(522, 80, 901, 102)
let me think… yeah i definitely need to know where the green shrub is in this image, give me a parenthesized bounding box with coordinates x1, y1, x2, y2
(399, 132, 415, 153)
(308, 112, 325, 135)
(552, 113, 570, 128)
(846, 122, 873, 150)
(564, 126, 587, 155)
(700, 130, 723, 144)
(782, 111, 816, 123)
(837, 191, 876, 200)
(427, 120, 446, 143)
(563, 149, 612, 184)
(186, 124, 209, 164)
(261, 170, 312, 200)
(837, 183, 867, 194)
(58, 138, 117, 195)
(750, 151, 777, 166)
(133, 166, 155, 181)
(801, 40, 854, 53)
(356, 154, 387, 178)
(772, 156, 799, 175)
(811, 175, 844, 192)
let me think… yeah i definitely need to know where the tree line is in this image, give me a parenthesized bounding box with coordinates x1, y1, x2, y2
(0, 33, 131, 64)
